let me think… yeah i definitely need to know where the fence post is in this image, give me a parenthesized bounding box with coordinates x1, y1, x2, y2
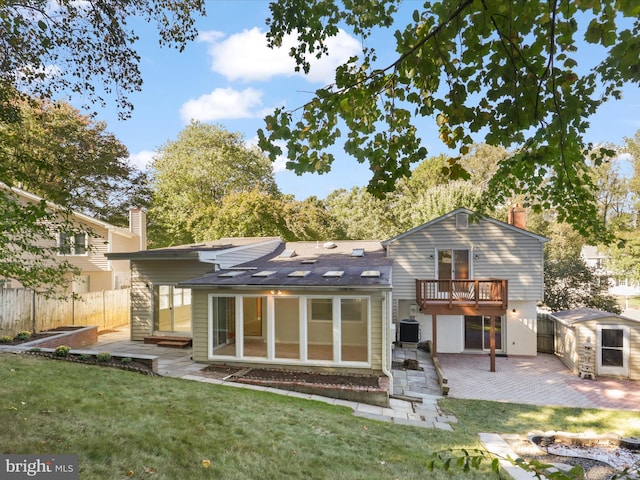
(31, 290, 36, 333)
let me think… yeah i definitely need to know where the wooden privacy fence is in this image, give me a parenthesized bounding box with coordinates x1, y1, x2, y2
(537, 312, 555, 354)
(0, 288, 130, 336)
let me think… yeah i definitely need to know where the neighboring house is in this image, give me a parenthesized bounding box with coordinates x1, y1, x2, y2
(581, 245, 640, 300)
(109, 207, 548, 405)
(1, 185, 146, 292)
(552, 307, 640, 380)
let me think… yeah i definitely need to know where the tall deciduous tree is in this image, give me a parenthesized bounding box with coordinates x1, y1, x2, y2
(325, 187, 400, 240)
(0, 1, 204, 291)
(258, 0, 640, 240)
(0, 0, 204, 121)
(544, 256, 621, 314)
(197, 189, 343, 242)
(1, 99, 149, 226)
(149, 123, 279, 246)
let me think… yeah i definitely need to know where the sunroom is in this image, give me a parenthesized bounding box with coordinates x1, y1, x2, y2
(206, 292, 372, 366)
(178, 240, 392, 374)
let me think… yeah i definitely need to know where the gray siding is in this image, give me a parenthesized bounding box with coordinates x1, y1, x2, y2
(215, 240, 281, 268)
(387, 215, 545, 305)
(129, 259, 212, 340)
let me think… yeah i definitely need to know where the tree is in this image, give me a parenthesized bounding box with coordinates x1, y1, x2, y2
(258, 0, 640, 240)
(1, 99, 150, 226)
(198, 190, 343, 242)
(325, 187, 400, 240)
(0, 1, 204, 121)
(625, 129, 640, 210)
(544, 256, 621, 314)
(0, 1, 204, 291)
(149, 123, 279, 246)
(394, 180, 486, 233)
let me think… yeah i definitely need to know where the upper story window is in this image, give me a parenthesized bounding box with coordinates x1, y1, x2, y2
(58, 232, 88, 256)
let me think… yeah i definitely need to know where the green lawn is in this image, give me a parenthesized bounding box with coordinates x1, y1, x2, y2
(1, 354, 638, 480)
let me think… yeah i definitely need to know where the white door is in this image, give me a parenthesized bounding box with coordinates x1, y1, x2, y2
(596, 325, 629, 377)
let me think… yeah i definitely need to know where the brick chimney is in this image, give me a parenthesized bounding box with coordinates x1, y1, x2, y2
(508, 204, 526, 230)
(129, 208, 147, 251)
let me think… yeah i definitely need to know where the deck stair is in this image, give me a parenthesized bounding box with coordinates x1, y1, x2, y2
(144, 336, 192, 349)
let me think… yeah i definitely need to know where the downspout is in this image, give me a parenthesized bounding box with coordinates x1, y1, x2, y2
(381, 291, 393, 397)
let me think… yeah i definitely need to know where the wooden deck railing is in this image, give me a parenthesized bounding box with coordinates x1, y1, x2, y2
(415, 279, 508, 311)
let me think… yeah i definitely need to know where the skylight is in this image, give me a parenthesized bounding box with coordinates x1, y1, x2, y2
(280, 249, 297, 258)
(351, 248, 365, 257)
(361, 270, 380, 278)
(251, 271, 277, 277)
(301, 258, 318, 264)
(218, 271, 244, 278)
(323, 271, 344, 277)
(288, 271, 311, 277)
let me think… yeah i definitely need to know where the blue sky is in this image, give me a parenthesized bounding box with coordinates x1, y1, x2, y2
(85, 1, 640, 200)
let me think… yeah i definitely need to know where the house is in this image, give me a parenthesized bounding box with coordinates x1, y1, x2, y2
(109, 207, 548, 405)
(581, 245, 640, 304)
(551, 307, 640, 380)
(383, 207, 548, 365)
(1, 185, 146, 292)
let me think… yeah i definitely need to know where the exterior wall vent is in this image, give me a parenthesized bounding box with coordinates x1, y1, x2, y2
(456, 212, 469, 229)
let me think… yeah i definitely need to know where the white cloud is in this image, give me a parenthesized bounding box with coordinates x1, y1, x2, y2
(180, 87, 270, 122)
(246, 135, 288, 173)
(199, 27, 361, 84)
(128, 150, 155, 171)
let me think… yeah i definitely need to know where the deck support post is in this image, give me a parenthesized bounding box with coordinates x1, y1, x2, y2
(432, 313, 438, 357)
(489, 315, 496, 372)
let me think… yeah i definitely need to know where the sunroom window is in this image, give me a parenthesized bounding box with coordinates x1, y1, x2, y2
(209, 294, 370, 366)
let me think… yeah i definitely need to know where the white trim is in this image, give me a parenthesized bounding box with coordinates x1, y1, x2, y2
(207, 292, 372, 368)
(596, 324, 629, 377)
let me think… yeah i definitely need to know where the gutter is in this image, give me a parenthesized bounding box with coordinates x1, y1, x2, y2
(381, 290, 394, 399)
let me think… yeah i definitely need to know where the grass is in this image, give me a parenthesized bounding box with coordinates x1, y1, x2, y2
(1, 354, 638, 480)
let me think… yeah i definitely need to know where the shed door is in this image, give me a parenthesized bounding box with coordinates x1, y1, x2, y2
(596, 325, 629, 377)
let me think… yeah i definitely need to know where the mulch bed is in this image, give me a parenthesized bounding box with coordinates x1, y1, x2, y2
(201, 365, 380, 387)
(1, 332, 61, 346)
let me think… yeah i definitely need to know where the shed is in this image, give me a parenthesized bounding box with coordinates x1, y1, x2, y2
(551, 307, 640, 380)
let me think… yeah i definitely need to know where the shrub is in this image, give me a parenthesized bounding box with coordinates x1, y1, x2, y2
(29, 348, 41, 353)
(0, 335, 13, 343)
(96, 352, 112, 363)
(79, 354, 92, 361)
(55, 345, 71, 357)
(15, 331, 32, 341)
(120, 357, 133, 365)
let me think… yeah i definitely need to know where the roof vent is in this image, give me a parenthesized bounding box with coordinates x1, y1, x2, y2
(323, 241, 337, 249)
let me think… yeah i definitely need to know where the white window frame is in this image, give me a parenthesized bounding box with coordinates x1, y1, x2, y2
(596, 324, 629, 377)
(57, 232, 88, 256)
(208, 293, 371, 367)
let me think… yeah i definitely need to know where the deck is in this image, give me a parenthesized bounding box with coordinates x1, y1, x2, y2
(415, 279, 508, 316)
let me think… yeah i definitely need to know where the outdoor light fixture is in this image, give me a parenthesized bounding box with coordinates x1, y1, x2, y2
(474, 254, 480, 260)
